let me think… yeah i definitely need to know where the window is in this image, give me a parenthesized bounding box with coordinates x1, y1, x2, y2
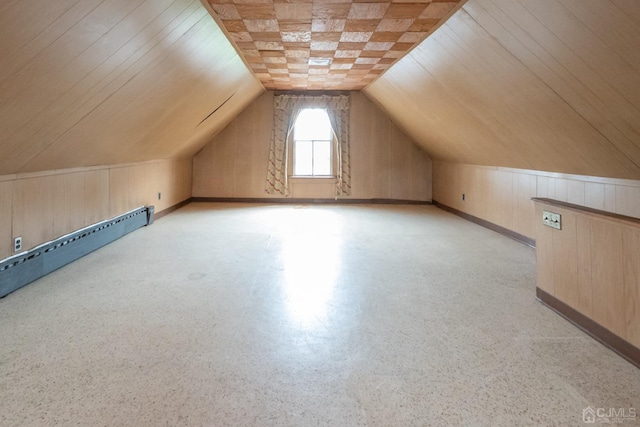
(293, 108, 332, 177)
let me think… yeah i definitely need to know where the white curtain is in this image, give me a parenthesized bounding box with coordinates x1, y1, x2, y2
(265, 94, 351, 196)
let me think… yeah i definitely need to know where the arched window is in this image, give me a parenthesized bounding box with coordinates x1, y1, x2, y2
(265, 94, 350, 196)
(292, 108, 332, 177)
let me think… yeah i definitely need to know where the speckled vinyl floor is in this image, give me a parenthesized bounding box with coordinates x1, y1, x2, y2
(0, 203, 638, 426)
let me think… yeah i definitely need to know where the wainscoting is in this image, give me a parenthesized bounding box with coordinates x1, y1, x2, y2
(0, 159, 192, 260)
(534, 198, 640, 367)
(433, 161, 640, 241)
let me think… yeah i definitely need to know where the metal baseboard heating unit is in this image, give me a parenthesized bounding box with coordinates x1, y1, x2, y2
(0, 206, 154, 298)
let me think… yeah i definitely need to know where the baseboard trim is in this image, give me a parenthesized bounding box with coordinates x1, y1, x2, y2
(155, 198, 192, 220)
(536, 287, 640, 369)
(433, 201, 535, 248)
(0, 207, 152, 298)
(191, 197, 431, 205)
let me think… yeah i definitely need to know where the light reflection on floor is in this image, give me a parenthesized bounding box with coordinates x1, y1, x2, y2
(280, 209, 343, 329)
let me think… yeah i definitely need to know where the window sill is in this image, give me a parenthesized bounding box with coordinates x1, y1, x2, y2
(290, 176, 336, 180)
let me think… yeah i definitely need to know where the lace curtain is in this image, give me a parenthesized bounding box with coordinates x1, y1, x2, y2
(265, 94, 351, 197)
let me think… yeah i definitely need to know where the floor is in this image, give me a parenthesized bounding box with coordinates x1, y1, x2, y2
(0, 203, 638, 426)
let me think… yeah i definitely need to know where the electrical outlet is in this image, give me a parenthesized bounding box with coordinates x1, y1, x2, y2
(14, 236, 22, 253)
(157, 192, 161, 200)
(462, 193, 466, 201)
(542, 210, 561, 230)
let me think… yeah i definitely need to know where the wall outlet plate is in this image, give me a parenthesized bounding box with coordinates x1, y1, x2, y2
(14, 236, 22, 252)
(542, 210, 561, 230)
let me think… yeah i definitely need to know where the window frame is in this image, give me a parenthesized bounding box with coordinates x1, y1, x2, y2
(290, 108, 336, 179)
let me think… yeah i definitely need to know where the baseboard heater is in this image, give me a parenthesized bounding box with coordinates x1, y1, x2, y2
(0, 206, 154, 298)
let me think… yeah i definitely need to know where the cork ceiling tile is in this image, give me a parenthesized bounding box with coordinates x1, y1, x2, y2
(279, 22, 312, 32)
(210, 4, 241, 20)
(344, 19, 380, 32)
(311, 19, 346, 32)
(282, 31, 312, 42)
(420, 2, 459, 19)
(207, 0, 464, 90)
(243, 19, 280, 32)
(251, 32, 282, 42)
(384, 3, 428, 19)
(234, 5, 276, 19)
(340, 31, 373, 42)
(312, 4, 352, 19)
(369, 31, 403, 42)
(376, 19, 413, 32)
(347, 3, 389, 19)
(274, 3, 313, 20)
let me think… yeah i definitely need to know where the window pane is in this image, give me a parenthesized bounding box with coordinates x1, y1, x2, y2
(313, 140, 331, 176)
(294, 140, 313, 175)
(294, 109, 332, 141)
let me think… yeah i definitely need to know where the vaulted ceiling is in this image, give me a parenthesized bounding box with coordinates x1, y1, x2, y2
(204, 0, 464, 90)
(365, 0, 640, 180)
(1, 0, 640, 182)
(0, 0, 263, 175)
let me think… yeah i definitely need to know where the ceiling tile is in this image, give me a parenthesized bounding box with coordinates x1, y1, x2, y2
(210, 4, 241, 20)
(347, 3, 390, 19)
(282, 31, 312, 42)
(311, 19, 346, 32)
(369, 31, 402, 42)
(384, 3, 428, 19)
(274, 3, 313, 20)
(312, 4, 352, 19)
(207, 0, 463, 90)
(243, 19, 280, 32)
(234, 4, 276, 19)
(340, 32, 373, 42)
(376, 19, 413, 32)
(311, 41, 340, 50)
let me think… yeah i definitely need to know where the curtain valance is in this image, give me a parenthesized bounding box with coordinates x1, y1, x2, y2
(273, 95, 350, 111)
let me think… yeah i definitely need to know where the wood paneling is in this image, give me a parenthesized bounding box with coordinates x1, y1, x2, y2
(155, 159, 193, 213)
(534, 213, 555, 295)
(534, 199, 640, 349)
(290, 179, 335, 199)
(84, 170, 110, 227)
(552, 212, 579, 308)
(590, 222, 625, 334)
(12, 175, 56, 253)
(0, 180, 14, 260)
(53, 172, 86, 239)
(0, 0, 263, 176)
(193, 91, 432, 201)
(0, 159, 192, 260)
(365, 0, 640, 181)
(434, 162, 640, 240)
(624, 229, 640, 348)
(575, 217, 593, 317)
(193, 92, 272, 198)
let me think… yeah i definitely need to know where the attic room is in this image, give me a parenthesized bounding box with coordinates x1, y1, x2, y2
(1, 0, 639, 425)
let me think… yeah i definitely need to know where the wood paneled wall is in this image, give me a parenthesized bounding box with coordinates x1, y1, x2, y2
(534, 199, 640, 350)
(193, 92, 432, 201)
(0, 159, 192, 260)
(364, 0, 640, 181)
(433, 161, 640, 240)
(0, 0, 263, 175)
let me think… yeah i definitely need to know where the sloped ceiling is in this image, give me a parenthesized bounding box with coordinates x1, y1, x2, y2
(364, 0, 640, 180)
(4, 0, 640, 181)
(0, 0, 263, 175)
